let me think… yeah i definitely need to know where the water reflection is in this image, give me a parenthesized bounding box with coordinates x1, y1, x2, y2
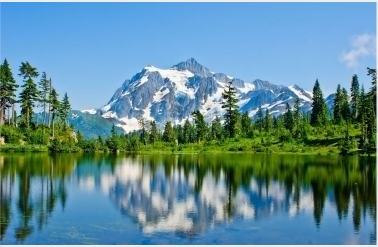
(0, 153, 376, 244)
(0, 154, 74, 242)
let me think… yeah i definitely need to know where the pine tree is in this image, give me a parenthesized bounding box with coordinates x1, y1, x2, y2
(293, 97, 301, 138)
(284, 102, 294, 130)
(350, 74, 360, 121)
(149, 120, 158, 143)
(0, 59, 19, 126)
(221, 79, 239, 138)
(310, 79, 327, 126)
(240, 112, 251, 137)
(18, 62, 39, 129)
(256, 106, 263, 132)
(341, 88, 350, 122)
(175, 125, 184, 144)
(365, 68, 377, 151)
(359, 86, 367, 151)
(106, 124, 119, 152)
(211, 116, 223, 140)
(38, 72, 51, 125)
(367, 67, 376, 114)
(59, 92, 71, 128)
(138, 117, 147, 145)
(333, 84, 343, 124)
(191, 110, 207, 142)
(264, 109, 273, 133)
(162, 121, 175, 143)
(49, 88, 60, 138)
(183, 119, 191, 144)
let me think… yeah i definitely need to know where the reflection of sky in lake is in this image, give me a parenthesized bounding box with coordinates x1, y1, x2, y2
(1, 154, 376, 244)
(73, 156, 375, 243)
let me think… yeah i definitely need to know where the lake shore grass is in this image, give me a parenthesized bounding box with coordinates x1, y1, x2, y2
(1, 138, 375, 156)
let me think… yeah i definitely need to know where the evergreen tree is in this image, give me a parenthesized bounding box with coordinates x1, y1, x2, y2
(49, 88, 60, 137)
(341, 87, 350, 122)
(18, 62, 39, 129)
(240, 112, 251, 137)
(183, 119, 191, 144)
(221, 79, 239, 138)
(59, 93, 71, 128)
(310, 79, 327, 126)
(256, 106, 263, 132)
(38, 72, 51, 125)
(350, 74, 360, 121)
(264, 109, 273, 133)
(293, 97, 301, 136)
(365, 68, 377, 151)
(284, 102, 294, 130)
(333, 84, 343, 124)
(0, 59, 19, 126)
(367, 67, 376, 114)
(191, 110, 207, 142)
(138, 117, 147, 145)
(149, 120, 158, 143)
(106, 124, 119, 152)
(175, 124, 184, 144)
(359, 86, 367, 151)
(162, 121, 175, 143)
(211, 116, 223, 140)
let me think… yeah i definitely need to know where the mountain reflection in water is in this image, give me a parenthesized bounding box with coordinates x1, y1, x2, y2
(0, 153, 376, 244)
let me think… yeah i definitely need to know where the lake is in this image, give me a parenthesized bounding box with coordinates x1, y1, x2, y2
(0, 153, 376, 244)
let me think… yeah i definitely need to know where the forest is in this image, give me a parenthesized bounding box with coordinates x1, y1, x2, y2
(0, 59, 376, 155)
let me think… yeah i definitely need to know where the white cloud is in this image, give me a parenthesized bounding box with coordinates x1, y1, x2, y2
(340, 33, 376, 68)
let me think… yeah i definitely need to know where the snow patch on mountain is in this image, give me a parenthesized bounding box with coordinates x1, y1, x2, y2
(81, 109, 97, 114)
(288, 85, 312, 101)
(118, 117, 140, 132)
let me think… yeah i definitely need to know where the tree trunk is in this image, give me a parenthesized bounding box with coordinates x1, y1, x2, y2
(52, 113, 55, 138)
(12, 103, 16, 127)
(7, 107, 10, 125)
(27, 107, 29, 129)
(0, 106, 4, 126)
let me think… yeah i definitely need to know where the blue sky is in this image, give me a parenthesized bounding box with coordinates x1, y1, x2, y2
(1, 2, 376, 110)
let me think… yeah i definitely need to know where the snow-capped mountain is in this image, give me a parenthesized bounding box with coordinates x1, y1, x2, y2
(83, 58, 316, 133)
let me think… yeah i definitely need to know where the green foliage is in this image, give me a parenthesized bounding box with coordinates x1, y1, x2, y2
(149, 120, 159, 144)
(221, 79, 239, 138)
(162, 121, 176, 143)
(0, 59, 19, 125)
(19, 62, 39, 129)
(59, 92, 71, 127)
(283, 102, 294, 130)
(211, 116, 223, 141)
(38, 72, 51, 125)
(24, 128, 50, 145)
(126, 135, 141, 152)
(350, 74, 360, 121)
(310, 79, 327, 126)
(0, 125, 23, 144)
(264, 109, 273, 133)
(192, 110, 207, 142)
(183, 119, 191, 144)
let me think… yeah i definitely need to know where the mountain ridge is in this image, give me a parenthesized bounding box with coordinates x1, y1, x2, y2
(75, 58, 332, 134)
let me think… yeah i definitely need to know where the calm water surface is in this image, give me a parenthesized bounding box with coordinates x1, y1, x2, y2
(0, 153, 376, 244)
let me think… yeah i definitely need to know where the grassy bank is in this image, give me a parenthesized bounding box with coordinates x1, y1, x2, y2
(1, 137, 375, 156)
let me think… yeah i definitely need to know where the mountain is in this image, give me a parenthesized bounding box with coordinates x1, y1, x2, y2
(81, 58, 316, 133)
(34, 111, 124, 139)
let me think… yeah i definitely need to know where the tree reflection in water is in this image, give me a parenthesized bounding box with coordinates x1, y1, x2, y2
(0, 153, 376, 244)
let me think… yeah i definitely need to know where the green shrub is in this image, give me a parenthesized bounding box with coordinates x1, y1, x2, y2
(0, 126, 23, 144)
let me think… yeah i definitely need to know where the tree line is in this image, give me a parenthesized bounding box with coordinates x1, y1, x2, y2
(0, 58, 376, 154)
(0, 59, 73, 148)
(102, 68, 376, 154)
